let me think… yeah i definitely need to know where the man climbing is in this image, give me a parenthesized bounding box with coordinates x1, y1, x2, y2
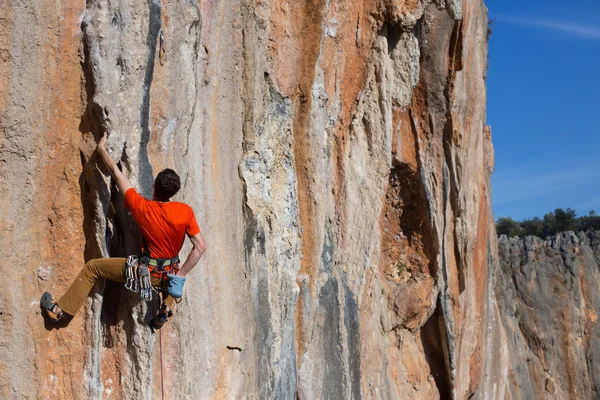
(40, 132, 206, 329)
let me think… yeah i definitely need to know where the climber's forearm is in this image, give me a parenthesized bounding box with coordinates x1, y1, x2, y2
(97, 139, 133, 194)
(178, 233, 206, 277)
(97, 146, 119, 176)
(178, 247, 203, 277)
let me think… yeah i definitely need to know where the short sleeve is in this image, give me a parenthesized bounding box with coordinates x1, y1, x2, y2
(124, 188, 145, 213)
(187, 208, 200, 237)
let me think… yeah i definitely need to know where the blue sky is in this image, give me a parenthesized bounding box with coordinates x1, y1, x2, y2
(486, 0, 600, 221)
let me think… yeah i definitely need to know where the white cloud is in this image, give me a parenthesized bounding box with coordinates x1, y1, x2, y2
(495, 16, 600, 40)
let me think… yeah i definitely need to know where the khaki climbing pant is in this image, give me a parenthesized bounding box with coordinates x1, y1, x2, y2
(56, 257, 177, 316)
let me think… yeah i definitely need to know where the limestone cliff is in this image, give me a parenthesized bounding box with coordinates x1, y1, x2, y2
(497, 232, 600, 399)
(0, 0, 498, 399)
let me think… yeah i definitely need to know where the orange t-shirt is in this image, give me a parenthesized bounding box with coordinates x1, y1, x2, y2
(124, 188, 200, 259)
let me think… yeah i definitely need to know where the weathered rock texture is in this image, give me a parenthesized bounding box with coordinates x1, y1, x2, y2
(497, 232, 600, 399)
(0, 0, 500, 398)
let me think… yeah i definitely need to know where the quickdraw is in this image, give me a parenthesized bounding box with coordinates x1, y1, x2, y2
(124, 254, 180, 301)
(124, 255, 153, 301)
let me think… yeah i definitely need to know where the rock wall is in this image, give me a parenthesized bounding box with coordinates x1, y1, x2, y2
(0, 0, 499, 399)
(497, 232, 600, 399)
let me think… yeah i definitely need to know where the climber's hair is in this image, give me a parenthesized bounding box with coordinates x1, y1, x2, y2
(154, 169, 180, 200)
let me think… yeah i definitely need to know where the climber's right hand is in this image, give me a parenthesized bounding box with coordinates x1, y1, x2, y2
(167, 273, 186, 299)
(95, 131, 132, 193)
(97, 132, 108, 152)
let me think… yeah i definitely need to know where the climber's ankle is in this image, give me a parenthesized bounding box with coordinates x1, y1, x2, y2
(52, 304, 63, 315)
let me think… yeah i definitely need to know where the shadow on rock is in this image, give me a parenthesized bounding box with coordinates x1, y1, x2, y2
(41, 309, 74, 331)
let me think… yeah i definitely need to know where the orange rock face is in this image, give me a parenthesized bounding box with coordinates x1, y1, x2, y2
(0, 0, 507, 398)
(0, 1, 88, 398)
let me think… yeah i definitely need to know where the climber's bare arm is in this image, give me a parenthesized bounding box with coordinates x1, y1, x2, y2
(97, 132, 133, 194)
(177, 232, 206, 277)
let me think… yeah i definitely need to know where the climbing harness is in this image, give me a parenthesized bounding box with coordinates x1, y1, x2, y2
(124, 253, 180, 301)
(140, 254, 180, 279)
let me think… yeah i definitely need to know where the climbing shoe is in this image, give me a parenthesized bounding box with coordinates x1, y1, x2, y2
(40, 292, 63, 323)
(150, 304, 173, 331)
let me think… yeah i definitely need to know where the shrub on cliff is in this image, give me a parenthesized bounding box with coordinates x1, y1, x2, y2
(555, 208, 577, 232)
(520, 217, 543, 237)
(541, 212, 557, 237)
(496, 217, 521, 237)
(497, 209, 600, 238)
(578, 210, 600, 232)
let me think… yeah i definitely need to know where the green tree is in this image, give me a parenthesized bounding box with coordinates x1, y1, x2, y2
(578, 210, 600, 232)
(498, 209, 600, 239)
(496, 217, 521, 237)
(554, 208, 577, 232)
(520, 217, 543, 237)
(542, 212, 557, 237)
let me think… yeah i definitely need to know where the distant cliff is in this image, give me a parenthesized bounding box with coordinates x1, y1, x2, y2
(497, 232, 600, 399)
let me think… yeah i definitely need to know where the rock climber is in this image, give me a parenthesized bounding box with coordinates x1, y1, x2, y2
(40, 132, 206, 329)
